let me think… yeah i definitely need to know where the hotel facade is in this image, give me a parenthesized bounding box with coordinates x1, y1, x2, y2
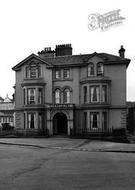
(12, 44, 130, 136)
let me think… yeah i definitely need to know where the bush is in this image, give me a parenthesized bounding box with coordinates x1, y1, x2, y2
(2, 123, 14, 131)
(38, 128, 49, 136)
(112, 128, 126, 137)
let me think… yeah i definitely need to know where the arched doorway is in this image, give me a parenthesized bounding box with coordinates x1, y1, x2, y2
(53, 112, 68, 135)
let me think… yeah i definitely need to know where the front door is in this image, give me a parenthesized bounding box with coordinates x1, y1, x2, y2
(53, 113, 68, 135)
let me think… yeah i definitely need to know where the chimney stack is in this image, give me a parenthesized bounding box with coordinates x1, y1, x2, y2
(38, 47, 55, 58)
(119, 45, 125, 58)
(55, 44, 72, 56)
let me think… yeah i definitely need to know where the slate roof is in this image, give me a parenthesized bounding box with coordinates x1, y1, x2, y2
(44, 52, 130, 66)
(12, 52, 131, 70)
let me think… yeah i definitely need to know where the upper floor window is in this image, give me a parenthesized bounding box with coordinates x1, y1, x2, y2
(63, 89, 70, 104)
(83, 86, 87, 103)
(90, 86, 100, 103)
(101, 85, 107, 102)
(38, 88, 43, 104)
(88, 63, 94, 76)
(25, 87, 43, 105)
(55, 89, 61, 104)
(97, 62, 103, 76)
(63, 69, 70, 79)
(55, 70, 61, 79)
(27, 88, 36, 104)
(26, 64, 41, 79)
(89, 85, 107, 103)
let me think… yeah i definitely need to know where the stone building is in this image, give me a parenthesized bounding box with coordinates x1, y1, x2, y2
(0, 95, 14, 128)
(12, 44, 130, 136)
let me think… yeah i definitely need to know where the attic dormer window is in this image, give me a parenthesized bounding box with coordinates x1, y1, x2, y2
(26, 63, 41, 79)
(88, 63, 94, 76)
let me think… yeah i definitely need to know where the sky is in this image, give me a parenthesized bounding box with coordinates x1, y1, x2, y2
(0, 0, 134, 101)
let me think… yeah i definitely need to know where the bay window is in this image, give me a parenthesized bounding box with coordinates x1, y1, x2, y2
(25, 87, 43, 105)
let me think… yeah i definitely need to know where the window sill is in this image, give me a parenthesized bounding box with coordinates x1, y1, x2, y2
(53, 78, 73, 82)
(24, 77, 43, 81)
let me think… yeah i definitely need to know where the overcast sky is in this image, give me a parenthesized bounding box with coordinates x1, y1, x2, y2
(0, 0, 134, 101)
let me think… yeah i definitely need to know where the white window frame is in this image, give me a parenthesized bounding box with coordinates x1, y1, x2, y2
(55, 70, 61, 79)
(88, 63, 95, 76)
(55, 89, 61, 104)
(27, 88, 36, 104)
(90, 86, 100, 103)
(63, 69, 70, 79)
(90, 112, 100, 129)
(27, 113, 36, 129)
(63, 89, 70, 104)
(25, 64, 41, 79)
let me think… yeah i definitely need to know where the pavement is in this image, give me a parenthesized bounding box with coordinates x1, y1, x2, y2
(0, 137, 135, 153)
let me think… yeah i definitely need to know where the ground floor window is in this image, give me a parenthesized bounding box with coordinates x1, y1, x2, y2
(27, 113, 36, 129)
(38, 112, 43, 129)
(83, 111, 108, 131)
(102, 112, 107, 130)
(90, 112, 100, 129)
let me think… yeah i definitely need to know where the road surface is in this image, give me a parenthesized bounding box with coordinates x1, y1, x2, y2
(0, 139, 135, 189)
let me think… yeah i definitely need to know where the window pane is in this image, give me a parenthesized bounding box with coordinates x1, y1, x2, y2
(55, 70, 61, 79)
(63, 89, 70, 104)
(101, 85, 107, 102)
(38, 113, 42, 129)
(83, 86, 87, 103)
(90, 112, 99, 129)
(28, 113, 36, 129)
(27, 89, 36, 104)
(38, 66, 41, 77)
(97, 63, 103, 75)
(23, 88, 25, 104)
(64, 69, 70, 78)
(84, 112, 87, 131)
(55, 90, 60, 104)
(26, 65, 41, 79)
(90, 86, 99, 102)
(26, 67, 29, 78)
(30, 66, 37, 78)
(38, 88, 43, 104)
(88, 63, 94, 76)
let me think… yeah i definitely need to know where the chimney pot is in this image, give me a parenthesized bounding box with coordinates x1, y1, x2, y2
(119, 45, 125, 58)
